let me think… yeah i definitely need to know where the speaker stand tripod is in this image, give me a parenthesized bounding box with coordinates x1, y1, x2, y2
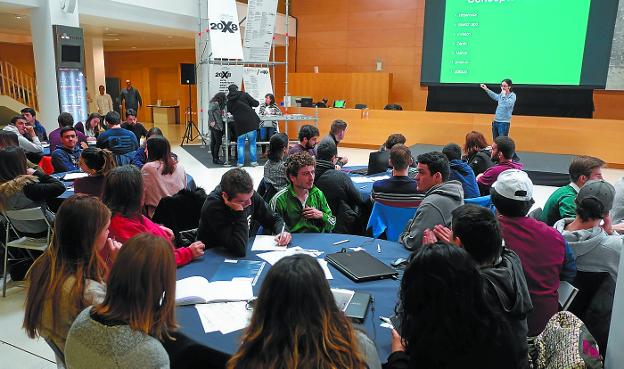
(181, 83, 205, 146)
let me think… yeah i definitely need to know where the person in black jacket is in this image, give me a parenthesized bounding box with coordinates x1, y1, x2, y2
(314, 139, 364, 234)
(462, 130, 494, 176)
(226, 84, 261, 167)
(196, 168, 290, 257)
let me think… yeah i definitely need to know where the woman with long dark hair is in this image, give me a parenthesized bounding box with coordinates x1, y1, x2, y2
(462, 130, 494, 176)
(209, 92, 227, 165)
(228, 254, 380, 369)
(141, 135, 186, 217)
(258, 93, 282, 142)
(386, 242, 520, 369)
(83, 112, 104, 140)
(74, 147, 116, 197)
(132, 127, 164, 168)
(23, 195, 120, 353)
(103, 165, 204, 267)
(263, 133, 289, 192)
(65, 233, 176, 368)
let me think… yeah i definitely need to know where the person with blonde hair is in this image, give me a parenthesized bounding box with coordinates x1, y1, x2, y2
(23, 195, 121, 353)
(65, 233, 175, 368)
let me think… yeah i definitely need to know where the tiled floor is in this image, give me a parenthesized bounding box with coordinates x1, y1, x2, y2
(1, 121, 623, 368)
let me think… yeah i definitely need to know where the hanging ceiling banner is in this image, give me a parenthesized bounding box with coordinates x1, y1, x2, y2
(209, 64, 244, 95)
(243, 67, 274, 110)
(208, 0, 244, 59)
(243, 0, 279, 63)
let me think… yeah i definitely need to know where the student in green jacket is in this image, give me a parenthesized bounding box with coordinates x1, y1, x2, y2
(540, 155, 604, 226)
(270, 152, 336, 233)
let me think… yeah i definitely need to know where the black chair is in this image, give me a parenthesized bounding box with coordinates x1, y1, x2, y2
(384, 104, 403, 110)
(152, 188, 207, 247)
(569, 271, 613, 351)
(257, 178, 277, 203)
(354, 104, 368, 109)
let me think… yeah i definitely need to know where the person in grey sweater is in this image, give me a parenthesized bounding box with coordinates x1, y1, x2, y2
(481, 79, 517, 140)
(399, 151, 464, 251)
(65, 234, 176, 369)
(610, 176, 624, 225)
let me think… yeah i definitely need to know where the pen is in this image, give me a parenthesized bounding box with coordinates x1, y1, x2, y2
(333, 239, 349, 245)
(278, 223, 286, 244)
(377, 243, 381, 253)
(380, 316, 394, 327)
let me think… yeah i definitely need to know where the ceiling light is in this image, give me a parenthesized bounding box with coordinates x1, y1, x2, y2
(131, 46, 137, 49)
(15, 15, 22, 20)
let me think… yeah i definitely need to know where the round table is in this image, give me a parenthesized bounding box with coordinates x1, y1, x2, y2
(175, 233, 410, 362)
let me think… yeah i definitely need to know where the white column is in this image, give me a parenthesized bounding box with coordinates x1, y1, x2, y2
(197, 0, 210, 138)
(29, 0, 80, 131)
(84, 35, 106, 113)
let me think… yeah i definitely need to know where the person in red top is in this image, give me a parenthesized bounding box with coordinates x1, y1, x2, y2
(102, 165, 205, 267)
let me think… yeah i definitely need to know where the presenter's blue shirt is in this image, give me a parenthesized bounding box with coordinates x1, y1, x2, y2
(487, 90, 516, 122)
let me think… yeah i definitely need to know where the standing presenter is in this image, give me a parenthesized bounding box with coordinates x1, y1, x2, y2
(480, 79, 516, 141)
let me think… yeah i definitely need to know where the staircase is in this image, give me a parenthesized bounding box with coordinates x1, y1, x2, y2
(0, 61, 38, 124)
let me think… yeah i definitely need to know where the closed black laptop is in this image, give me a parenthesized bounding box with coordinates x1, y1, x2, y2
(325, 250, 398, 282)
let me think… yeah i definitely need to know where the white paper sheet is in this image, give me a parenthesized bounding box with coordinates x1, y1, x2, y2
(256, 247, 323, 266)
(195, 301, 252, 334)
(317, 259, 333, 280)
(250, 235, 287, 251)
(350, 177, 374, 184)
(63, 172, 89, 181)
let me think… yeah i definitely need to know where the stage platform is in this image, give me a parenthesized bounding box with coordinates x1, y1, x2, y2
(409, 144, 572, 187)
(283, 107, 624, 167)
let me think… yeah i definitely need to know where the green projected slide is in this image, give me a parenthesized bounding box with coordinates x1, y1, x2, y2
(440, 0, 591, 85)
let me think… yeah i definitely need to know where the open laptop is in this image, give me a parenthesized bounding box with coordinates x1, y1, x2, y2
(350, 151, 389, 176)
(326, 250, 398, 282)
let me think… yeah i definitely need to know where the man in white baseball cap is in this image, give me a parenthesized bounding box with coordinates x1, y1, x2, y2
(491, 169, 577, 337)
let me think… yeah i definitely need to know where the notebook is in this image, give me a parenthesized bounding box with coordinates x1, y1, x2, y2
(175, 276, 253, 305)
(325, 250, 398, 282)
(558, 280, 579, 311)
(331, 288, 372, 323)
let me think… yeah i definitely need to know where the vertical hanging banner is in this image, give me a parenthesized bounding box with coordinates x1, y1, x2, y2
(243, 67, 274, 108)
(209, 64, 244, 94)
(208, 0, 244, 59)
(243, 0, 279, 63)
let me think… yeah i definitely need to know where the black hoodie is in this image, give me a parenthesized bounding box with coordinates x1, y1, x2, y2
(226, 90, 261, 137)
(481, 248, 533, 369)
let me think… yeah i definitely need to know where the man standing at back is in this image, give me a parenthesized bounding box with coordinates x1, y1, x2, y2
(490, 169, 576, 336)
(96, 85, 114, 116)
(399, 151, 464, 251)
(226, 84, 261, 167)
(477, 136, 523, 195)
(118, 80, 142, 118)
(270, 152, 336, 233)
(541, 155, 604, 226)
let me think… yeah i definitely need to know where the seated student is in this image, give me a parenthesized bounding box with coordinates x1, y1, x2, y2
(103, 165, 204, 267)
(49, 112, 88, 153)
(141, 136, 186, 218)
(0, 147, 65, 236)
(314, 139, 363, 234)
(132, 127, 164, 168)
(2, 114, 44, 156)
(65, 234, 174, 369)
(371, 144, 424, 205)
(320, 119, 349, 166)
(315, 97, 328, 108)
(541, 155, 605, 226)
(74, 148, 116, 198)
(96, 111, 139, 165)
(442, 143, 480, 199)
(380, 133, 406, 152)
(121, 109, 148, 143)
(287, 124, 319, 156)
(23, 195, 121, 354)
(462, 130, 494, 176)
(197, 168, 291, 257)
(386, 243, 521, 369)
(424, 204, 533, 369)
(399, 152, 463, 251)
(21, 107, 48, 142)
(227, 254, 381, 369)
(51, 127, 83, 173)
(270, 152, 336, 233)
(263, 133, 289, 193)
(491, 169, 576, 336)
(554, 179, 622, 349)
(81, 112, 104, 141)
(0, 130, 40, 172)
(477, 136, 523, 195)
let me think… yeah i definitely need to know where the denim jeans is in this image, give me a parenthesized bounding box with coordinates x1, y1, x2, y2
(259, 127, 276, 142)
(491, 121, 510, 140)
(237, 130, 257, 165)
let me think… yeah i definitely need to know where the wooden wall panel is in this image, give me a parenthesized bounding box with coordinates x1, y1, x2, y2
(288, 72, 391, 109)
(0, 43, 36, 76)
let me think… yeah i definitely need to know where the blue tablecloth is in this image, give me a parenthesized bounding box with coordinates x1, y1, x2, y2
(342, 165, 392, 201)
(175, 233, 410, 362)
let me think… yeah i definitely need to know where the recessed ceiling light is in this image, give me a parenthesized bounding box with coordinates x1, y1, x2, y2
(131, 46, 137, 49)
(15, 15, 22, 19)
(105, 27, 110, 31)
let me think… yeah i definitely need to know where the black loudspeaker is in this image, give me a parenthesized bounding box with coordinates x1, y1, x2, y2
(180, 63, 196, 85)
